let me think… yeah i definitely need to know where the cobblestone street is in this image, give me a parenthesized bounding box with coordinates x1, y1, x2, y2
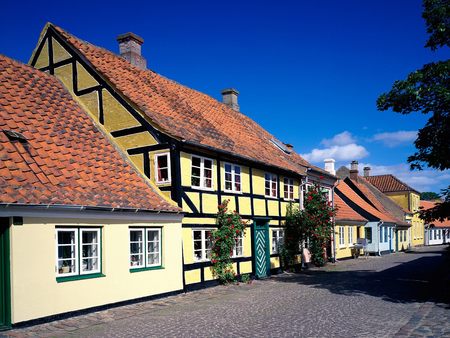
(2, 245, 449, 338)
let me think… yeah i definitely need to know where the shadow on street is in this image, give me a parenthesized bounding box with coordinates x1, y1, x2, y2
(275, 248, 450, 306)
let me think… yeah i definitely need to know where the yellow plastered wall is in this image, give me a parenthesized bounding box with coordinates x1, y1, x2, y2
(10, 217, 183, 324)
(33, 39, 49, 69)
(335, 225, 365, 259)
(386, 193, 409, 211)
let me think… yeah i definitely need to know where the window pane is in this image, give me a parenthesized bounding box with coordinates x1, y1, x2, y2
(58, 231, 75, 245)
(58, 246, 75, 259)
(147, 230, 159, 242)
(82, 258, 98, 272)
(131, 254, 144, 267)
(204, 159, 212, 169)
(235, 182, 241, 191)
(204, 169, 212, 179)
(130, 230, 143, 242)
(225, 181, 232, 190)
(192, 157, 201, 167)
(191, 176, 200, 187)
(192, 166, 201, 177)
(225, 173, 232, 182)
(225, 163, 231, 173)
(157, 155, 168, 168)
(58, 259, 76, 274)
(194, 250, 202, 261)
(194, 231, 202, 240)
(130, 242, 142, 254)
(204, 178, 212, 188)
(158, 168, 169, 182)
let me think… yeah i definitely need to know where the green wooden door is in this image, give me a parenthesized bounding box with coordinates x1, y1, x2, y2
(0, 218, 11, 330)
(253, 221, 270, 279)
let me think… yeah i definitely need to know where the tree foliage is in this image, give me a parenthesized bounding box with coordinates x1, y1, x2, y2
(377, 0, 450, 222)
(421, 191, 441, 200)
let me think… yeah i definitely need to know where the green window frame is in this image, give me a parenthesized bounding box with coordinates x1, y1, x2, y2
(129, 227, 163, 272)
(55, 227, 103, 283)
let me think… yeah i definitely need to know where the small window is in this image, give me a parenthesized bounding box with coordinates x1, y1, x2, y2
(224, 163, 242, 193)
(384, 227, 388, 243)
(321, 187, 332, 202)
(271, 229, 284, 253)
(155, 153, 171, 184)
(300, 184, 312, 209)
(339, 226, 345, 247)
(348, 227, 353, 246)
(365, 227, 372, 243)
(130, 228, 161, 269)
(193, 229, 213, 261)
(233, 233, 244, 257)
(191, 156, 213, 189)
(265, 173, 277, 198)
(283, 178, 294, 200)
(56, 228, 101, 277)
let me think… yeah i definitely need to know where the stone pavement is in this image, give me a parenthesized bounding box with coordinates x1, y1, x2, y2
(2, 245, 449, 337)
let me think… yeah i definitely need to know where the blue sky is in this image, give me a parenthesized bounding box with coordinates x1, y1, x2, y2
(1, 0, 449, 192)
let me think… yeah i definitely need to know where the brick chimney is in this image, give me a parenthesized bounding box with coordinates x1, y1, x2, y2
(221, 88, 239, 111)
(117, 32, 146, 70)
(324, 158, 336, 175)
(363, 166, 371, 177)
(350, 160, 359, 182)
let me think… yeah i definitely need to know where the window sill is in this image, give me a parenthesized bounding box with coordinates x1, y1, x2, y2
(191, 186, 214, 192)
(283, 198, 295, 202)
(56, 273, 105, 283)
(156, 181, 172, 186)
(223, 190, 243, 195)
(264, 195, 278, 200)
(130, 266, 164, 273)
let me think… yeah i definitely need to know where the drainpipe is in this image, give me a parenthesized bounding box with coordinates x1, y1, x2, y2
(377, 221, 384, 256)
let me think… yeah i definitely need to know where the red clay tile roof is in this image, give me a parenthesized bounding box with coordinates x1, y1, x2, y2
(48, 24, 329, 178)
(365, 174, 420, 194)
(420, 201, 450, 227)
(334, 192, 367, 223)
(0, 55, 180, 213)
(336, 180, 399, 223)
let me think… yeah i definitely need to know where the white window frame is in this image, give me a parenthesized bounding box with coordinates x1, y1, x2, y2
(154, 152, 171, 184)
(271, 228, 285, 254)
(129, 228, 162, 269)
(232, 233, 244, 257)
(80, 228, 101, 275)
(56, 228, 78, 277)
(55, 227, 101, 277)
(320, 187, 332, 203)
(300, 183, 312, 210)
(224, 162, 242, 193)
(265, 172, 278, 198)
(339, 226, 345, 247)
(191, 155, 214, 190)
(283, 178, 294, 201)
(348, 226, 354, 247)
(193, 229, 214, 262)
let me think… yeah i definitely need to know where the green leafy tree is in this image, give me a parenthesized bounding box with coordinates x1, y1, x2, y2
(421, 191, 441, 200)
(279, 203, 305, 271)
(377, 0, 449, 223)
(210, 200, 247, 284)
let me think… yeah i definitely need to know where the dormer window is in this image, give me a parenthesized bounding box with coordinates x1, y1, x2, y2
(155, 153, 171, 184)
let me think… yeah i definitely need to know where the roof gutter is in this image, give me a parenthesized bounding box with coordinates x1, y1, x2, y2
(0, 203, 184, 222)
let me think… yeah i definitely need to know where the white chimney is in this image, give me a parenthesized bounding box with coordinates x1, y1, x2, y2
(324, 158, 336, 175)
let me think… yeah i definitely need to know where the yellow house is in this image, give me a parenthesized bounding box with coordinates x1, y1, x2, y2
(0, 55, 184, 327)
(365, 173, 424, 247)
(29, 23, 336, 289)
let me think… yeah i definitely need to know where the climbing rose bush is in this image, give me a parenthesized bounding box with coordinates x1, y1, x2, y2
(303, 184, 336, 266)
(210, 200, 247, 284)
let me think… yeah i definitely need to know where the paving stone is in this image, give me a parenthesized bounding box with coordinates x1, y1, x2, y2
(3, 245, 450, 337)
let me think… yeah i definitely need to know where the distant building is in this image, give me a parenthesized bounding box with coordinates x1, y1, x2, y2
(364, 172, 424, 246)
(421, 201, 450, 245)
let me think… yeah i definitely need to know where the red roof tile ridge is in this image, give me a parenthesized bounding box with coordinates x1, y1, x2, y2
(48, 24, 317, 177)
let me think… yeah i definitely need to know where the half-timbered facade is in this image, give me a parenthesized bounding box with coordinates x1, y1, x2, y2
(29, 23, 336, 289)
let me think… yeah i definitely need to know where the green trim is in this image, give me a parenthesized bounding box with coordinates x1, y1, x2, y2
(130, 266, 164, 273)
(56, 273, 105, 283)
(0, 218, 11, 330)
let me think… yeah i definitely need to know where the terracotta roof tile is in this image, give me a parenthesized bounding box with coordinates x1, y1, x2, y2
(334, 192, 367, 223)
(50, 24, 330, 178)
(336, 180, 399, 223)
(420, 201, 450, 227)
(366, 174, 420, 194)
(0, 55, 180, 213)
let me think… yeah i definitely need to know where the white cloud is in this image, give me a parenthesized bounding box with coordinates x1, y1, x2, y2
(302, 143, 369, 163)
(321, 131, 355, 147)
(356, 162, 450, 193)
(372, 130, 417, 147)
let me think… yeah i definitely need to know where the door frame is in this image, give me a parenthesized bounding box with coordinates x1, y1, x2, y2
(0, 217, 11, 330)
(251, 218, 270, 279)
